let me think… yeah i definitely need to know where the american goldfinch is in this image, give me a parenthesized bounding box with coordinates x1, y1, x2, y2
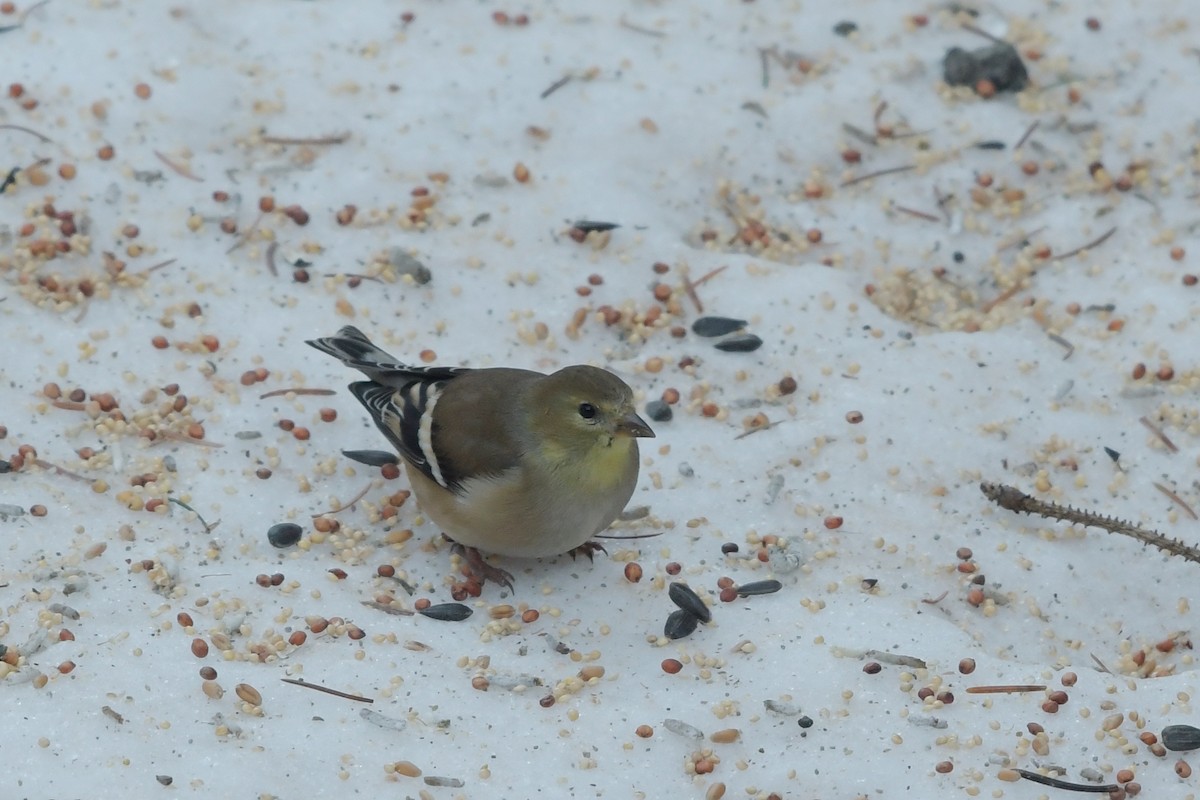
(307, 326, 654, 589)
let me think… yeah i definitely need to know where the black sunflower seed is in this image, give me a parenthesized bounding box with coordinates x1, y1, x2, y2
(668, 582, 711, 622)
(419, 603, 473, 622)
(664, 609, 698, 640)
(1162, 724, 1200, 751)
(342, 449, 400, 466)
(736, 579, 783, 597)
(714, 333, 763, 352)
(692, 316, 747, 337)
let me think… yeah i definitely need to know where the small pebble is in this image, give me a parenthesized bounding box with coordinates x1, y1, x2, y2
(644, 400, 672, 422)
(267, 523, 302, 548)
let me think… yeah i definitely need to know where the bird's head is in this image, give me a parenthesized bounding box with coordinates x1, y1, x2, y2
(532, 365, 655, 453)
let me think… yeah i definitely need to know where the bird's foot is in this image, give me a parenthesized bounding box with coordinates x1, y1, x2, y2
(450, 542, 515, 593)
(568, 540, 608, 562)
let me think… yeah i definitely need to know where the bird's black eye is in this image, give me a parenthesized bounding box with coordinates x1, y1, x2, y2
(578, 402, 597, 420)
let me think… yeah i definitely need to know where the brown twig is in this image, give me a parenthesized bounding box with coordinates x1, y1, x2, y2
(1153, 482, 1198, 520)
(893, 205, 940, 222)
(50, 400, 86, 411)
(225, 211, 264, 254)
(154, 432, 225, 448)
(840, 164, 916, 188)
(1014, 120, 1039, 150)
(281, 678, 374, 704)
(540, 75, 573, 99)
(964, 684, 1046, 694)
(153, 150, 203, 182)
(734, 420, 786, 440)
(0, 123, 54, 144)
(1139, 416, 1179, 453)
(260, 133, 350, 146)
(920, 590, 949, 605)
(314, 482, 372, 517)
(960, 22, 1007, 44)
(979, 283, 1023, 314)
(323, 272, 384, 283)
(361, 600, 416, 617)
(841, 123, 878, 147)
(265, 241, 278, 277)
(618, 16, 665, 37)
(168, 497, 219, 533)
(141, 257, 178, 275)
(995, 226, 1046, 252)
(681, 264, 728, 313)
(1047, 332, 1074, 360)
(260, 387, 337, 399)
(981, 481, 1200, 565)
(873, 100, 888, 125)
(1051, 226, 1117, 261)
(1015, 769, 1118, 794)
(33, 458, 89, 483)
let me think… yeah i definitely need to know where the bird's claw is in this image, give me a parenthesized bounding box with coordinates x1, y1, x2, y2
(451, 542, 515, 593)
(568, 540, 607, 562)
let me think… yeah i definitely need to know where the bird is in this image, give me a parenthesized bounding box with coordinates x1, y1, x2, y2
(306, 325, 654, 590)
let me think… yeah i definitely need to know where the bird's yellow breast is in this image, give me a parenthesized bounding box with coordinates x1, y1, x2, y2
(540, 435, 636, 490)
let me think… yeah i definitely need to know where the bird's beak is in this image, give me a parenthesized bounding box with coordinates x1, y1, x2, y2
(617, 411, 655, 438)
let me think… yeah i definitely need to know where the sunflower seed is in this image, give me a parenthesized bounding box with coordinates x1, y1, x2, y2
(736, 579, 782, 597)
(714, 333, 763, 352)
(692, 316, 746, 337)
(668, 582, 711, 622)
(342, 449, 400, 466)
(419, 603, 473, 622)
(1163, 724, 1200, 751)
(664, 608, 698, 639)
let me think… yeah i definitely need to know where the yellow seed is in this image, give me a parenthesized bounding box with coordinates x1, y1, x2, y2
(709, 728, 740, 744)
(579, 665, 605, 681)
(235, 683, 262, 706)
(393, 761, 422, 778)
(202, 681, 224, 700)
(489, 604, 515, 619)
(705, 782, 726, 800)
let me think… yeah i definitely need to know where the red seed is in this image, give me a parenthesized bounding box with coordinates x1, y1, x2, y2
(661, 659, 683, 674)
(191, 638, 209, 658)
(624, 563, 643, 583)
(823, 515, 843, 529)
